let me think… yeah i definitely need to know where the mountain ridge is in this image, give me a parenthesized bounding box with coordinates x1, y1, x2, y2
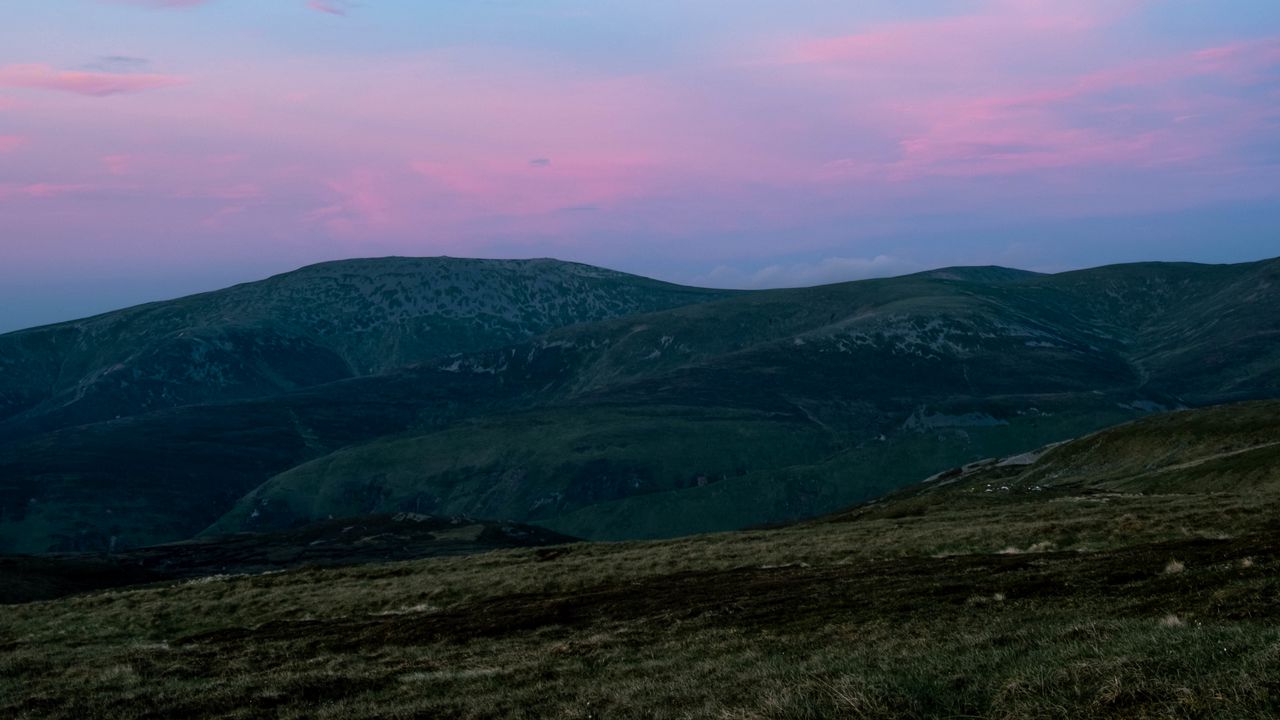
(1, 255, 1276, 552)
(0, 256, 734, 441)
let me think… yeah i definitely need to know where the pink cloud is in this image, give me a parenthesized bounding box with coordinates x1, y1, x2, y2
(0, 183, 91, 200)
(888, 39, 1280, 180)
(1188, 38, 1280, 84)
(202, 203, 251, 230)
(206, 183, 264, 201)
(90, 152, 278, 204)
(301, 151, 666, 243)
(64, 46, 786, 240)
(308, 170, 393, 235)
(307, 0, 353, 16)
(410, 156, 660, 218)
(409, 161, 493, 196)
(0, 64, 186, 97)
(3, 6, 1272, 265)
(771, 1, 1280, 186)
(0, 135, 24, 153)
(196, 184, 267, 229)
(101, 154, 134, 175)
(781, 0, 1133, 70)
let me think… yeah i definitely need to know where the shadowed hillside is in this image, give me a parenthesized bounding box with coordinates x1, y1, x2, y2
(212, 258, 1280, 542)
(0, 257, 732, 440)
(820, 398, 1280, 528)
(0, 513, 576, 604)
(1, 257, 1277, 552)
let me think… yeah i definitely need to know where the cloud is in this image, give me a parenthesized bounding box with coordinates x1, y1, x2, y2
(101, 154, 133, 175)
(5, 4, 1272, 275)
(110, 0, 354, 13)
(308, 170, 393, 235)
(778, 0, 1135, 69)
(0, 183, 91, 200)
(85, 56, 151, 73)
(769, 1, 1280, 186)
(105, 0, 212, 7)
(0, 135, 24, 153)
(410, 160, 492, 196)
(307, 0, 355, 16)
(0, 64, 186, 96)
(869, 38, 1280, 181)
(204, 183, 264, 201)
(701, 255, 918, 289)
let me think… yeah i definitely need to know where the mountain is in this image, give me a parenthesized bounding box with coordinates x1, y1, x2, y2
(0, 257, 732, 441)
(1, 256, 1277, 553)
(210, 257, 1280, 541)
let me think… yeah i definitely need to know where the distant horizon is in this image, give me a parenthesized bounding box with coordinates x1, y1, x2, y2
(4, 249, 1276, 336)
(3, 1, 1278, 332)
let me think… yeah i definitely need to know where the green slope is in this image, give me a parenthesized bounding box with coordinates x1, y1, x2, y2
(205, 405, 839, 538)
(0, 257, 732, 440)
(0, 346, 588, 553)
(3, 256, 1277, 552)
(817, 399, 1280, 534)
(210, 257, 1279, 541)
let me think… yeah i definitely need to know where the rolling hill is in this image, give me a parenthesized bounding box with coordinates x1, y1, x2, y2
(815, 398, 1280, 544)
(1, 256, 1277, 553)
(0, 257, 732, 441)
(209, 257, 1280, 541)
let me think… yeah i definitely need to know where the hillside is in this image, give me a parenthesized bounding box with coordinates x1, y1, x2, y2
(0, 257, 731, 440)
(211, 257, 1280, 541)
(4, 400, 1279, 718)
(2, 257, 1277, 552)
(0, 513, 576, 604)
(0, 352, 584, 552)
(820, 398, 1280, 530)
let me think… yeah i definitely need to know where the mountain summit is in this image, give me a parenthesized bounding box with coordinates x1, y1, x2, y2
(0, 257, 731, 440)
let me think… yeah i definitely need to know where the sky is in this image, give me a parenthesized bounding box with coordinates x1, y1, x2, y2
(1, 0, 1278, 332)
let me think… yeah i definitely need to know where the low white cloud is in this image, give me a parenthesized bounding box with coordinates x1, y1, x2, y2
(699, 255, 918, 289)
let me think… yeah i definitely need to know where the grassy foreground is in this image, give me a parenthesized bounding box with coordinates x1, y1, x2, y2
(4, 505, 1279, 718)
(4, 403, 1280, 718)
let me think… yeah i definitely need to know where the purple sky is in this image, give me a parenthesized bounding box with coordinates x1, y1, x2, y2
(1, 0, 1278, 332)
